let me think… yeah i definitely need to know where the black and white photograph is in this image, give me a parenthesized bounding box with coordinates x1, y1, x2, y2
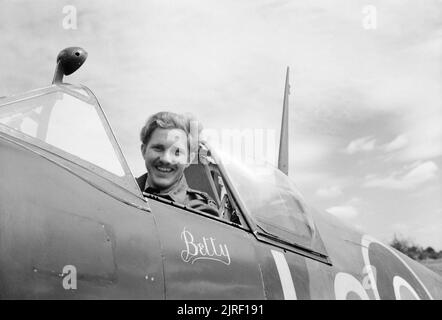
(0, 0, 441, 303)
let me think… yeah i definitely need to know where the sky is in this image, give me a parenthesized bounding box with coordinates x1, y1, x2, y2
(0, 0, 441, 249)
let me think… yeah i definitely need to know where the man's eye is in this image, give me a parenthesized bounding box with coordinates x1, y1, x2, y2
(175, 149, 180, 156)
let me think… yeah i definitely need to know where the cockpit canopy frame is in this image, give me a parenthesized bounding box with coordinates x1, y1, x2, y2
(0, 83, 141, 197)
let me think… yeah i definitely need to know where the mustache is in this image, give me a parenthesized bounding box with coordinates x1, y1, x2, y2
(152, 161, 177, 169)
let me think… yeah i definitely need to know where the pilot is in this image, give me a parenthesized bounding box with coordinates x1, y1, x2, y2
(137, 111, 220, 217)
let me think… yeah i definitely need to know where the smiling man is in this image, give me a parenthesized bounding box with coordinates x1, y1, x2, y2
(137, 111, 219, 216)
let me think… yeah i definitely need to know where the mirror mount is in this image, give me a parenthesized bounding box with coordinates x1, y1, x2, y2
(52, 47, 88, 84)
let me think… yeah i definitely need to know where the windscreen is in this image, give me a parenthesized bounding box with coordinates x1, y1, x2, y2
(0, 90, 125, 176)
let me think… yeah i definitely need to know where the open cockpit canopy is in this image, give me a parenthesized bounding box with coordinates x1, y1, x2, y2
(214, 150, 329, 262)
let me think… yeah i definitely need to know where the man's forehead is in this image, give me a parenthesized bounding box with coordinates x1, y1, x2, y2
(149, 128, 188, 145)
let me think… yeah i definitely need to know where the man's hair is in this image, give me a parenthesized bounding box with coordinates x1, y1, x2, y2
(140, 111, 202, 158)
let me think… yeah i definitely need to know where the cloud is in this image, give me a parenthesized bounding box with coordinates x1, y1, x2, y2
(292, 137, 333, 168)
(293, 171, 327, 185)
(383, 134, 408, 152)
(316, 185, 342, 198)
(345, 136, 376, 155)
(326, 205, 359, 219)
(326, 197, 362, 219)
(397, 114, 442, 162)
(364, 161, 439, 190)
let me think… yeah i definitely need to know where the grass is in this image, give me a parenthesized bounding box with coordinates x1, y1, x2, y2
(420, 258, 442, 277)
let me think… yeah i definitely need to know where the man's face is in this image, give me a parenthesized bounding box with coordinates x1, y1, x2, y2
(142, 128, 189, 192)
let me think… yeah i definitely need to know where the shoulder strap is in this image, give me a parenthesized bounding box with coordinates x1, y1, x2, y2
(187, 188, 217, 205)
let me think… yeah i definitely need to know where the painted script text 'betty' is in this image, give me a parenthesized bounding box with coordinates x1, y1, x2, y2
(181, 228, 231, 265)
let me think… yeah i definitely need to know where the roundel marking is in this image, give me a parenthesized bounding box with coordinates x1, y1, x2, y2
(361, 235, 433, 300)
(334, 272, 369, 300)
(271, 250, 297, 300)
(393, 276, 420, 300)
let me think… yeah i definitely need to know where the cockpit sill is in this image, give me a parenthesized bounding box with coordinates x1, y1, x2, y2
(254, 226, 332, 265)
(143, 192, 250, 232)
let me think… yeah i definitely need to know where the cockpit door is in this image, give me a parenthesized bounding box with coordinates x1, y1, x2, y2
(149, 199, 265, 299)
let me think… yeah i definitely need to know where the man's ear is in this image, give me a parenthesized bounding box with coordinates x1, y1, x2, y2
(141, 143, 146, 157)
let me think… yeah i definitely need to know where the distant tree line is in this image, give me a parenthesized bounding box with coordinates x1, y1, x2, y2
(390, 234, 442, 261)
